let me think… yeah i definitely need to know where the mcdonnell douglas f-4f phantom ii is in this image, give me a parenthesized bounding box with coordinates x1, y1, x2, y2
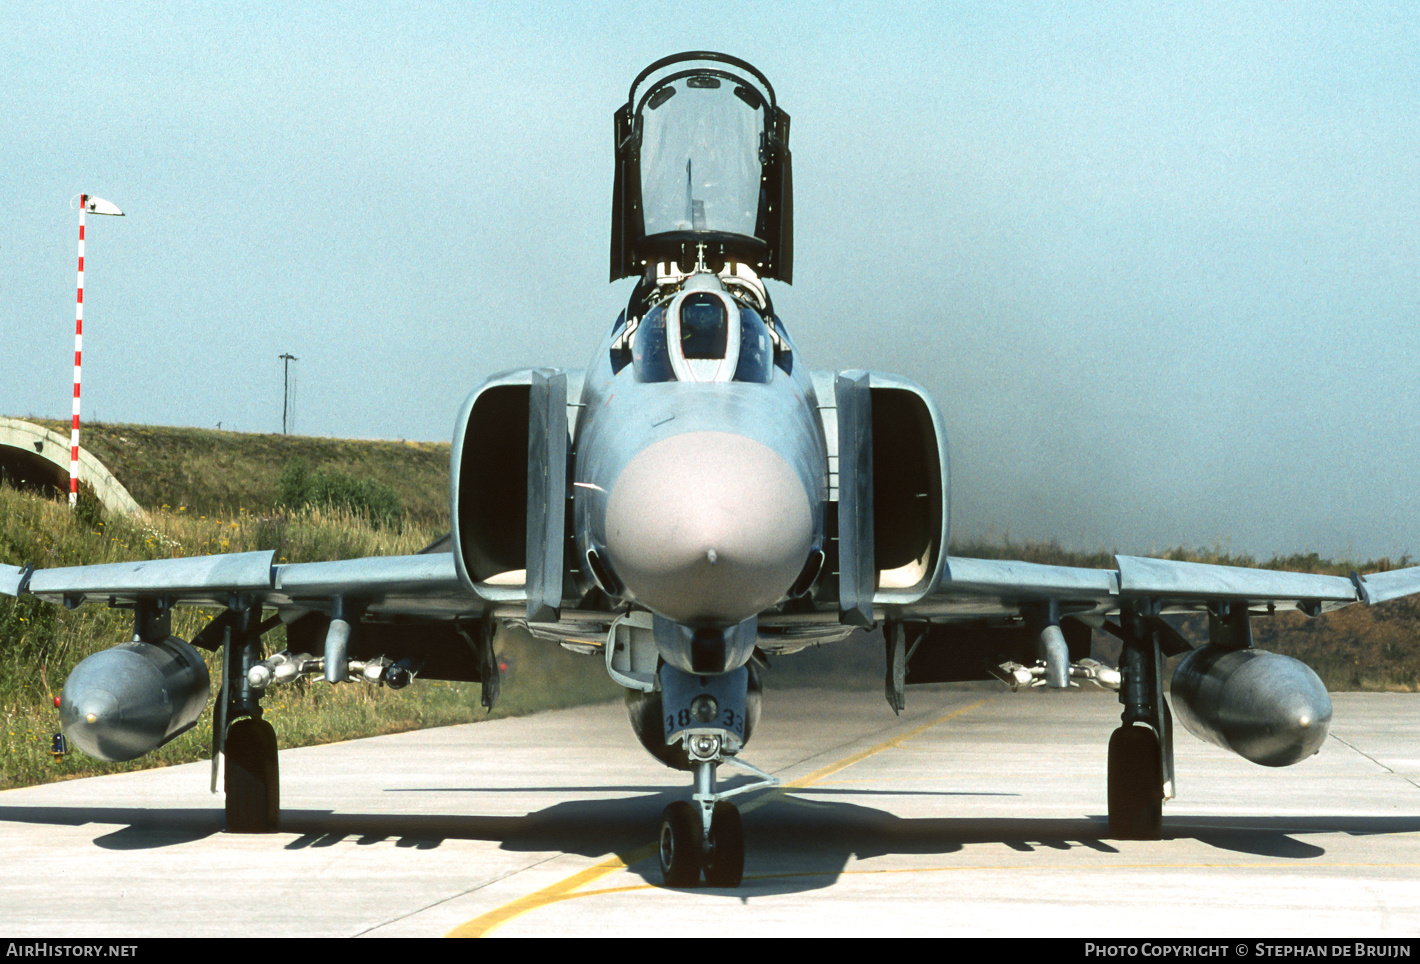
(6, 51, 1420, 888)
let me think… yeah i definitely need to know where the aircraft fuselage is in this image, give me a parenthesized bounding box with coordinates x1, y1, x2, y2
(572, 276, 828, 674)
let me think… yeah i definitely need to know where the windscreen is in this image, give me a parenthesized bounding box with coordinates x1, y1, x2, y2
(679, 293, 729, 359)
(632, 300, 774, 384)
(639, 75, 765, 239)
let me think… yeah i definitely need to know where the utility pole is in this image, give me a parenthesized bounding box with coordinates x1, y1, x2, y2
(279, 353, 297, 434)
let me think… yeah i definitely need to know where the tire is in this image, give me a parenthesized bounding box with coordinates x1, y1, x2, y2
(659, 801, 703, 887)
(225, 717, 280, 833)
(703, 801, 744, 887)
(1108, 724, 1162, 840)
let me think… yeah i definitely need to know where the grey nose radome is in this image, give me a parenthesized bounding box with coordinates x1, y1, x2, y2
(604, 431, 813, 625)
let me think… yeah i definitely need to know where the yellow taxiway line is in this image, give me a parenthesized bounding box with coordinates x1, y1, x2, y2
(447, 698, 991, 938)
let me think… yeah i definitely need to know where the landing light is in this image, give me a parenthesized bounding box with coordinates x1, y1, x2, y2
(691, 694, 719, 723)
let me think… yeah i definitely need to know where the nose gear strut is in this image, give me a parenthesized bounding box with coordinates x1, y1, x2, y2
(656, 663, 779, 887)
(660, 743, 779, 887)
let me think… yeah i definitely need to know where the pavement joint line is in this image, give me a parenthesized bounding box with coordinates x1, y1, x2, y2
(356, 851, 567, 938)
(621, 858, 1420, 886)
(1329, 733, 1420, 790)
(446, 697, 991, 938)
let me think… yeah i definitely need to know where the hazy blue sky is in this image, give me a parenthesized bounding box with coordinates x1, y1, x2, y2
(3, 2, 1417, 561)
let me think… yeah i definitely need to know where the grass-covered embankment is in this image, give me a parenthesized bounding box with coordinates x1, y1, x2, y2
(0, 486, 617, 791)
(22, 419, 451, 526)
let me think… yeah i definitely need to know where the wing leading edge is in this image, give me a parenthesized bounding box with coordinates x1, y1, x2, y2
(10, 547, 1419, 628)
(903, 553, 1420, 621)
(2, 550, 484, 620)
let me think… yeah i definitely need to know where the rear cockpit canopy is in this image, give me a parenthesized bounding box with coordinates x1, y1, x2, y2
(611, 52, 792, 283)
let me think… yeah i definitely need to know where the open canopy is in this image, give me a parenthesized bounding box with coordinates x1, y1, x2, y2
(611, 52, 792, 283)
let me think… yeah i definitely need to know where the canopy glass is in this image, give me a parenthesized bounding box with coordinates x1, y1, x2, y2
(639, 74, 765, 240)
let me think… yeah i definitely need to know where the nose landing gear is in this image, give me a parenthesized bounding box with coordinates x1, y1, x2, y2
(661, 798, 746, 887)
(658, 754, 771, 887)
(655, 664, 777, 887)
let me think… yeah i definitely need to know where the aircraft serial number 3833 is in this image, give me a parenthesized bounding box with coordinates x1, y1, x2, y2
(7, 52, 1420, 888)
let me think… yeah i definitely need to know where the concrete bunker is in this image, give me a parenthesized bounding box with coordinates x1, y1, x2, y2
(0, 417, 143, 516)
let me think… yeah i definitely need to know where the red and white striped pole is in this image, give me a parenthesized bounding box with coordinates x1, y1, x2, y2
(68, 194, 123, 507)
(71, 196, 85, 506)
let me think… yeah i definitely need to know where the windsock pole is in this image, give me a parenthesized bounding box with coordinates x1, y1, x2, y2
(68, 194, 123, 507)
(71, 197, 85, 506)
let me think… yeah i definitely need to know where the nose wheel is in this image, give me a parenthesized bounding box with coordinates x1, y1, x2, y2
(658, 751, 773, 888)
(703, 801, 744, 886)
(659, 801, 702, 886)
(659, 798, 745, 887)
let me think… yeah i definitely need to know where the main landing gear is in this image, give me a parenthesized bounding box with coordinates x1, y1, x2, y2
(212, 601, 281, 833)
(656, 665, 777, 887)
(1106, 605, 1174, 840)
(224, 716, 279, 833)
(1107, 724, 1162, 839)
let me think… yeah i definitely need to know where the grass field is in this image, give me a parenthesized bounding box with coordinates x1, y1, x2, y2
(0, 484, 617, 791)
(21, 418, 451, 526)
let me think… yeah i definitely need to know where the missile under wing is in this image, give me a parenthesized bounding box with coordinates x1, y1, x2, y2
(6, 51, 1420, 888)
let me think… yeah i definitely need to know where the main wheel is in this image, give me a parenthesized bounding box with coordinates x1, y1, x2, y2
(225, 717, 280, 833)
(1108, 724, 1162, 840)
(659, 801, 703, 887)
(703, 801, 744, 887)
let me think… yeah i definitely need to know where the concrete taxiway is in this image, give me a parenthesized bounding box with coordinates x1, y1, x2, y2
(1, 686, 1418, 937)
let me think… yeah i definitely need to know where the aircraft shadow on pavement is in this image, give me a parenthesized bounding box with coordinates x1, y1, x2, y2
(5, 789, 1419, 895)
(0, 806, 224, 850)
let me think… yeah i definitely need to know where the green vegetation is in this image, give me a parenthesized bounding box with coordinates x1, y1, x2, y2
(277, 460, 403, 528)
(23, 418, 450, 526)
(0, 484, 616, 791)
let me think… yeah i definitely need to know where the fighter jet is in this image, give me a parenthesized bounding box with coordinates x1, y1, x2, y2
(5, 51, 1420, 888)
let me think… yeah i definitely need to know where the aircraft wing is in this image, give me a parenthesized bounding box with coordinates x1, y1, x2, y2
(0, 550, 483, 619)
(9, 547, 1420, 629)
(910, 553, 1420, 619)
(856, 551, 1420, 695)
(908, 553, 1420, 621)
